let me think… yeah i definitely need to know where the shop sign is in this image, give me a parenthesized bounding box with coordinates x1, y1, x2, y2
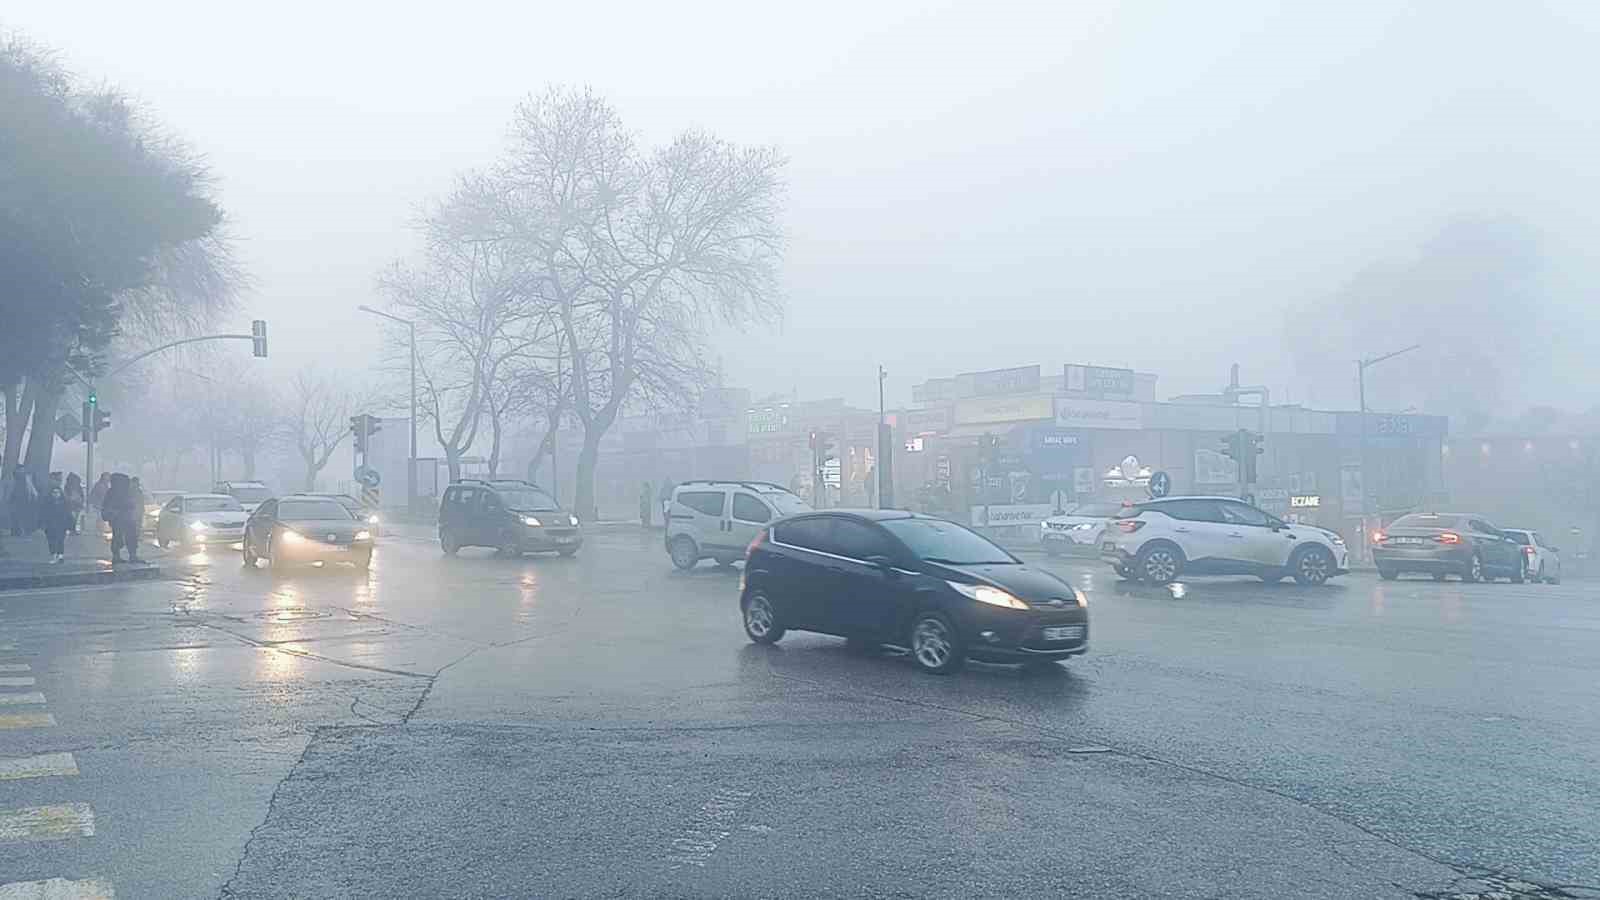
(954, 394, 1054, 426)
(1053, 397, 1143, 430)
(969, 503, 1055, 528)
(903, 436, 925, 453)
(1065, 364, 1136, 396)
(967, 365, 1040, 397)
(747, 405, 790, 435)
(901, 405, 952, 435)
(1290, 494, 1321, 508)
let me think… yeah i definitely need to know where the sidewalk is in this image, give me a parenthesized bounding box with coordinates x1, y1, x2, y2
(0, 529, 165, 590)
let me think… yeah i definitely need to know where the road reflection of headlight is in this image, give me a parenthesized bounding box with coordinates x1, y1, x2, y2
(354, 530, 372, 541)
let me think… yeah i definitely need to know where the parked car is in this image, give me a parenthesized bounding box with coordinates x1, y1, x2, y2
(214, 480, 274, 514)
(142, 490, 183, 535)
(438, 479, 580, 557)
(666, 480, 811, 570)
(1100, 496, 1347, 585)
(1371, 513, 1525, 582)
(242, 494, 374, 570)
(306, 492, 382, 536)
(740, 510, 1088, 674)
(155, 493, 248, 548)
(1499, 528, 1561, 584)
(1040, 501, 1123, 556)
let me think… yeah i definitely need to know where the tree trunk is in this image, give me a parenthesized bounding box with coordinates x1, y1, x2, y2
(4, 380, 38, 472)
(24, 386, 61, 486)
(574, 432, 602, 522)
(487, 414, 502, 478)
(526, 426, 556, 485)
(445, 448, 462, 484)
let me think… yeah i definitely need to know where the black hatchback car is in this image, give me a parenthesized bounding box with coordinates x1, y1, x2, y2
(242, 495, 374, 571)
(438, 479, 582, 557)
(740, 510, 1088, 674)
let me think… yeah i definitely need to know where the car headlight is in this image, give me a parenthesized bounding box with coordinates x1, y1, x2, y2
(190, 521, 208, 531)
(281, 530, 306, 545)
(947, 581, 1029, 609)
(367, 514, 380, 525)
(568, 514, 579, 526)
(354, 530, 372, 542)
(1075, 589, 1088, 608)
(522, 516, 542, 527)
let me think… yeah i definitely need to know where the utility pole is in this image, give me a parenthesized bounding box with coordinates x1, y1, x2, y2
(552, 334, 562, 503)
(877, 366, 893, 509)
(1356, 344, 1422, 526)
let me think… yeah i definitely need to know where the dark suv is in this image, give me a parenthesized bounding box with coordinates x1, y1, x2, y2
(438, 480, 582, 557)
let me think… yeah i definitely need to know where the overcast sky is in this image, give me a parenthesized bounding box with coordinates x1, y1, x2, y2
(10, 0, 1600, 413)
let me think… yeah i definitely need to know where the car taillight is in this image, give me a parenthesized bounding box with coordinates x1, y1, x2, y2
(1436, 532, 1461, 544)
(1115, 520, 1144, 533)
(746, 528, 768, 558)
(1523, 545, 1536, 556)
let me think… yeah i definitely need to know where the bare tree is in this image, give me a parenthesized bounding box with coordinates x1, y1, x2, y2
(286, 370, 357, 492)
(492, 87, 786, 518)
(217, 374, 284, 480)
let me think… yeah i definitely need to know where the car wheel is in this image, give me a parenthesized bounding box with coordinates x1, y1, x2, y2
(1462, 552, 1483, 583)
(1535, 562, 1546, 583)
(1291, 545, 1335, 586)
(440, 531, 459, 556)
(741, 592, 784, 644)
(1136, 543, 1183, 585)
(669, 536, 699, 571)
(268, 541, 287, 571)
(909, 611, 965, 675)
(1378, 568, 1399, 580)
(242, 538, 258, 569)
(1510, 556, 1526, 584)
(497, 533, 521, 558)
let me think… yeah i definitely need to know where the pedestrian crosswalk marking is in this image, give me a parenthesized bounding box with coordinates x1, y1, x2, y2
(0, 712, 56, 729)
(0, 665, 30, 673)
(0, 677, 35, 688)
(0, 878, 113, 899)
(0, 804, 95, 842)
(0, 693, 45, 706)
(0, 753, 77, 781)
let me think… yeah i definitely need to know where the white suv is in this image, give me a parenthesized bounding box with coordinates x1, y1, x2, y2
(666, 481, 811, 570)
(1100, 496, 1348, 585)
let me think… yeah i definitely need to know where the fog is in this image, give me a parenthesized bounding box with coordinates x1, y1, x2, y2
(11, 0, 1600, 415)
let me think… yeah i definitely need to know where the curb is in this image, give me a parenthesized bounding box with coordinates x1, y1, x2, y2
(0, 563, 164, 592)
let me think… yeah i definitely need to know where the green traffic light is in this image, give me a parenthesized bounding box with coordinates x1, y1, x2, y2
(87, 391, 97, 405)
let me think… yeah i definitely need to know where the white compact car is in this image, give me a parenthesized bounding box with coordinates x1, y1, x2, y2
(1501, 528, 1562, 584)
(156, 493, 249, 548)
(666, 480, 811, 570)
(1040, 501, 1124, 556)
(1100, 496, 1348, 585)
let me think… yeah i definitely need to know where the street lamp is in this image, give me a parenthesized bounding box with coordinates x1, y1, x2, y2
(357, 305, 418, 517)
(1356, 344, 1421, 552)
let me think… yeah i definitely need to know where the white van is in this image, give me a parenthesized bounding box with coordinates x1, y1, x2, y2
(666, 480, 811, 570)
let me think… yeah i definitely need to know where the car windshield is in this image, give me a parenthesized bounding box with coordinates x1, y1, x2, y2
(494, 487, 559, 511)
(229, 486, 272, 503)
(186, 497, 241, 513)
(1071, 502, 1123, 518)
(278, 499, 354, 521)
(881, 518, 1016, 565)
(1390, 513, 1466, 530)
(762, 491, 811, 516)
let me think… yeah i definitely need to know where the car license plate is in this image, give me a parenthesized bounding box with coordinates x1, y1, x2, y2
(1392, 537, 1426, 545)
(555, 536, 577, 545)
(1042, 625, 1084, 642)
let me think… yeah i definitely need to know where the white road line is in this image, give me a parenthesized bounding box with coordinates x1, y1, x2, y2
(0, 664, 30, 673)
(0, 878, 113, 899)
(0, 677, 35, 687)
(0, 753, 78, 781)
(0, 693, 44, 706)
(0, 712, 55, 729)
(0, 804, 95, 842)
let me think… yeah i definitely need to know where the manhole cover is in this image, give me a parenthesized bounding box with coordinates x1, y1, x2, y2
(254, 608, 332, 623)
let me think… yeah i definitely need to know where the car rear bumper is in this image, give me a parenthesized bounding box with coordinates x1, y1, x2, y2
(1371, 546, 1470, 571)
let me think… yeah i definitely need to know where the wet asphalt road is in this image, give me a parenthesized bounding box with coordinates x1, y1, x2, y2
(0, 528, 1597, 899)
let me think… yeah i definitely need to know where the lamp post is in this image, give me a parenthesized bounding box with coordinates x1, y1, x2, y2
(1356, 344, 1422, 549)
(358, 305, 418, 517)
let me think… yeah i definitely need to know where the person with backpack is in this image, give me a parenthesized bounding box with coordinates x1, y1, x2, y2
(102, 473, 142, 563)
(64, 473, 85, 535)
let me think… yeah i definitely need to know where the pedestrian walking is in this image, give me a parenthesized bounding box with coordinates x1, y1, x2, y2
(126, 477, 146, 561)
(6, 465, 37, 537)
(639, 481, 654, 528)
(102, 473, 141, 563)
(40, 483, 72, 563)
(64, 473, 84, 535)
(88, 472, 110, 525)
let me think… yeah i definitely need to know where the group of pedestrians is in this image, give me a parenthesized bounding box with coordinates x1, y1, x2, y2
(1, 467, 145, 564)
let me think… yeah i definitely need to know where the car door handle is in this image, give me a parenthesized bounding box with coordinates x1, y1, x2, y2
(1174, 527, 1191, 533)
(1228, 532, 1245, 538)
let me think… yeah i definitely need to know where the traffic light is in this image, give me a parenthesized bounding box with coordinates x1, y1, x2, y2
(1220, 432, 1239, 461)
(1242, 430, 1263, 485)
(351, 415, 367, 454)
(251, 319, 268, 358)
